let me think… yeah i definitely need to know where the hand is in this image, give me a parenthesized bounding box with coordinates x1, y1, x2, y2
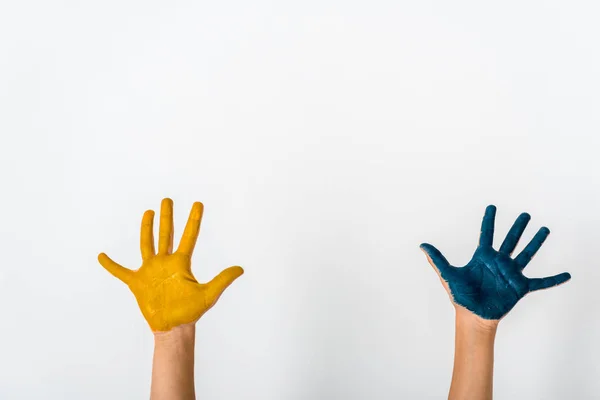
(98, 198, 244, 332)
(420, 205, 571, 321)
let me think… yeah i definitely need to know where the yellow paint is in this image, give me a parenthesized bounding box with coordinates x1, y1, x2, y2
(98, 198, 244, 332)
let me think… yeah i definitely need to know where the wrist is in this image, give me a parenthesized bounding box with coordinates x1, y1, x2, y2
(151, 323, 196, 400)
(455, 306, 499, 335)
(154, 323, 196, 347)
(450, 308, 496, 400)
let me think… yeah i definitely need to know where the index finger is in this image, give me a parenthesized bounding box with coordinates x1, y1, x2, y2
(479, 205, 497, 247)
(177, 202, 204, 256)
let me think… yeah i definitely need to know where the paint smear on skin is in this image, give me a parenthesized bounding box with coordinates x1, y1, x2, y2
(421, 205, 571, 320)
(98, 199, 244, 332)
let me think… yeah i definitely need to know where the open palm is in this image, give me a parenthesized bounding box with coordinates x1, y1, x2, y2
(98, 198, 244, 332)
(420, 205, 571, 320)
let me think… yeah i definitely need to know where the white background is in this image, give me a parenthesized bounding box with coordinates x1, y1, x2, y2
(0, 1, 598, 399)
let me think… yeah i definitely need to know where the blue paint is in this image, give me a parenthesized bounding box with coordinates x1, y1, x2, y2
(421, 205, 571, 320)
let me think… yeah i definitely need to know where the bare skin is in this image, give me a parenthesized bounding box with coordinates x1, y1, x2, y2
(151, 323, 197, 400)
(450, 307, 498, 400)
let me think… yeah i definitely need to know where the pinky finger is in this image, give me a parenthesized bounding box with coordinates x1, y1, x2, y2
(98, 253, 134, 285)
(528, 272, 571, 292)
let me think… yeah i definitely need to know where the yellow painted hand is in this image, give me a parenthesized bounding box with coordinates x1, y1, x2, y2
(98, 198, 244, 332)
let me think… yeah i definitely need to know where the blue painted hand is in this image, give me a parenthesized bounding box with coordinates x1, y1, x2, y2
(420, 205, 571, 320)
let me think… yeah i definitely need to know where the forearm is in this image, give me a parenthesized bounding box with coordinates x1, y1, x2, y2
(151, 323, 197, 400)
(448, 308, 498, 400)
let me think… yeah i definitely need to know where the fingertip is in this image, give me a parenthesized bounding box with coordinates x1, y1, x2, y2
(161, 198, 174, 211)
(216, 266, 245, 283)
(540, 226, 551, 235)
(518, 212, 531, 221)
(419, 243, 433, 255)
(486, 204, 497, 213)
(191, 202, 204, 219)
(548, 272, 572, 289)
(545, 272, 572, 290)
(142, 210, 155, 226)
(208, 266, 245, 295)
(419, 244, 437, 265)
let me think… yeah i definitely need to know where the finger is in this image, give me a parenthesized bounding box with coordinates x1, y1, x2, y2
(177, 202, 204, 256)
(499, 212, 531, 255)
(514, 227, 550, 269)
(479, 205, 497, 247)
(140, 210, 156, 260)
(528, 272, 571, 292)
(205, 266, 244, 307)
(420, 243, 454, 277)
(158, 198, 174, 255)
(98, 253, 134, 284)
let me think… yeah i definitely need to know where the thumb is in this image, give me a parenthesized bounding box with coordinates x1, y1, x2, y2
(419, 243, 453, 277)
(205, 266, 244, 307)
(98, 253, 134, 285)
